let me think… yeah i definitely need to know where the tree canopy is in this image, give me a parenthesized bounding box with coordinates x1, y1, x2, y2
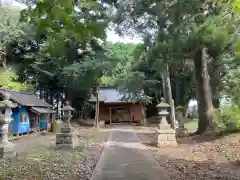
(1, 0, 240, 133)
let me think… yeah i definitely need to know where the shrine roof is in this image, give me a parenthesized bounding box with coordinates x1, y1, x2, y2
(0, 89, 52, 108)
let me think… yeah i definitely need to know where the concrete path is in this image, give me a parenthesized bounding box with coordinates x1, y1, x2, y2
(91, 126, 169, 180)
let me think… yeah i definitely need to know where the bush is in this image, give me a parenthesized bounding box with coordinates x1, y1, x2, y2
(211, 108, 223, 132)
(216, 105, 240, 133)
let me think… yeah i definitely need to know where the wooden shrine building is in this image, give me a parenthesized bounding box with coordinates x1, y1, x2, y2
(89, 87, 146, 125)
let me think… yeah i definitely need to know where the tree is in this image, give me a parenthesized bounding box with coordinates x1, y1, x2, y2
(107, 0, 240, 134)
(0, 6, 24, 67)
(0, 67, 33, 91)
(2, 0, 112, 119)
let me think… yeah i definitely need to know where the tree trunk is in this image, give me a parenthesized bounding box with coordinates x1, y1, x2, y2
(185, 104, 189, 119)
(140, 102, 147, 126)
(64, 91, 73, 107)
(162, 73, 167, 101)
(50, 90, 54, 105)
(60, 92, 64, 117)
(39, 88, 43, 99)
(212, 97, 220, 109)
(164, 64, 176, 129)
(56, 93, 59, 115)
(209, 57, 221, 108)
(94, 87, 100, 127)
(175, 80, 180, 106)
(44, 90, 49, 104)
(210, 71, 221, 108)
(193, 47, 213, 134)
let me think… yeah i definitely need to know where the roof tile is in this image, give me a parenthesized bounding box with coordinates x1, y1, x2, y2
(0, 89, 52, 107)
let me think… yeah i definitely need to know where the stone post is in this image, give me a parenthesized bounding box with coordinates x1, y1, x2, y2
(0, 93, 17, 158)
(56, 101, 76, 148)
(175, 106, 188, 137)
(155, 98, 177, 147)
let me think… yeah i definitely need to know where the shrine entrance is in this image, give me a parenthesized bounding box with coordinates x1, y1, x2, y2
(109, 107, 131, 124)
(98, 102, 145, 125)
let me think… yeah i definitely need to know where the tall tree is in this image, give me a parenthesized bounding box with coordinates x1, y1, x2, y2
(108, 0, 240, 133)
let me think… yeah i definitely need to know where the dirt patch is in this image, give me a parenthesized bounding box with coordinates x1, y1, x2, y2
(0, 126, 109, 180)
(137, 133, 240, 180)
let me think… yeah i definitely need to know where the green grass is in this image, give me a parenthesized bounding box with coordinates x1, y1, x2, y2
(185, 119, 198, 133)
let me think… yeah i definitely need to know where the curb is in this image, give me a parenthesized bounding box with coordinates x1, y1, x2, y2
(90, 130, 113, 180)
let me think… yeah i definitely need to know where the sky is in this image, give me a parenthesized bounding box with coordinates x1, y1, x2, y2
(106, 29, 142, 44)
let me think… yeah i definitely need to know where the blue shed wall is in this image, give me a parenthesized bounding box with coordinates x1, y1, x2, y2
(39, 114, 47, 129)
(11, 106, 30, 134)
(40, 120, 47, 129)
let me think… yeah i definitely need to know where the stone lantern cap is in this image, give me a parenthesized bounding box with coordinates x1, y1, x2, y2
(156, 102, 170, 108)
(156, 98, 170, 108)
(0, 93, 17, 109)
(176, 105, 184, 110)
(61, 101, 74, 111)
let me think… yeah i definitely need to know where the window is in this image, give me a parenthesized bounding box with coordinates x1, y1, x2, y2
(20, 112, 28, 124)
(115, 108, 129, 114)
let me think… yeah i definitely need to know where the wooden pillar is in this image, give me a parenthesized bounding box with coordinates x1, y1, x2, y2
(109, 108, 112, 125)
(95, 87, 100, 127)
(35, 114, 38, 132)
(47, 107, 50, 132)
(38, 115, 40, 132)
(46, 117, 48, 132)
(130, 106, 132, 124)
(28, 118, 30, 135)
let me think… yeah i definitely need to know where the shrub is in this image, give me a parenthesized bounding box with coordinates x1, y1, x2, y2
(217, 105, 240, 133)
(211, 108, 223, 132)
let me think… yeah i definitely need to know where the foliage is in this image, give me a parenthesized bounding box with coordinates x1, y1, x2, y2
(0, 67, 33, 91)
(2, 0, 240, 133)
(6, 0, 112, 110)
(223, 67, 240, 105)
(101, 42, 138, 85)
(107, 0, 240, 133)
(189, 104, 198, 119)
(0, 6, 24, 67)
(0, 6, 23, 46)
(216, 105, 240, 133)
(101, 42, 154, 104)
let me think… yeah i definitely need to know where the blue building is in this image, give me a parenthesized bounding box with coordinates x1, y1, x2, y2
(0, 89, 55, 135)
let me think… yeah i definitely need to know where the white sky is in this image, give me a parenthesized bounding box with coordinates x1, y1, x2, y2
(106, 29, 142, 44)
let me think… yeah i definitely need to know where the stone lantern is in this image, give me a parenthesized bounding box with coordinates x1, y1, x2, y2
(156, 98, 170, 127)
(175, 106, 188, 137)
(61, 101, 74, 126)
(155, 98, 177, 147)
(0, 93, 17, 158)
(56, 101, 76, 148)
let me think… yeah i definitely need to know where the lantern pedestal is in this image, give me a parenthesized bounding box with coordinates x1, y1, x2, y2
(155, 119, 177, 147)
(0, 120, 16, 158)
(0, 142, 16, 158)
(0, 93, 18, 158)
(56, 101, 77, 149)
(56, 122, 77, 148)
(155, 99, 177, 147)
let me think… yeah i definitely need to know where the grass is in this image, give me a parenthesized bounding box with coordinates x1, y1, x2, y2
(184, 119, 198, 133)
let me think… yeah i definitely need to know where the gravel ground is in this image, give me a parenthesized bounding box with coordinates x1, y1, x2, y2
(0, 126, 109, 180)
(137, 132, 240, 180)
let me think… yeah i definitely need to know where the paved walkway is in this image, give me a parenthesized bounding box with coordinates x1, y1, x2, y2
(91, 126, 169, 180)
